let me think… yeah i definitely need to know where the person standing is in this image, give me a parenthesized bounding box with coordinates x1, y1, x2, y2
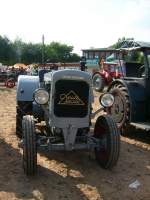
(80, 56, 86, 71)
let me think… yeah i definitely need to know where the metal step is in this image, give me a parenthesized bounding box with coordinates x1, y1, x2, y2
(130, 122, 150, 131)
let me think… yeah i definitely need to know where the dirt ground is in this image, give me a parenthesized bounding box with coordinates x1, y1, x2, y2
(0, 87, 149, 200)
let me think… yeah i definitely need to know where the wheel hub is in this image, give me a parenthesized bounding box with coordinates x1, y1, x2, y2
(109, 94, 125, 124)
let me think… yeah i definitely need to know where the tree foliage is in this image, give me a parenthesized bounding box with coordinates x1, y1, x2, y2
(0, 35, 80, 65)
(45, 42, 80, 63)
(0, 36, 16, 65)
(110, 37, 134, 49)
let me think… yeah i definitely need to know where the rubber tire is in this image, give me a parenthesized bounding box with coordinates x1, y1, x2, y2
(22, 115, 37, 176)
(16, 102, 32, 138)
(94, 115, 120, 169)
(93, 74, 105, 92)
(107, 84, 130, 134)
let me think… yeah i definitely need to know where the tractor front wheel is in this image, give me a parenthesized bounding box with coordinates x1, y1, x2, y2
(22, 115, 37, 175)
(94, 115, 120, 169)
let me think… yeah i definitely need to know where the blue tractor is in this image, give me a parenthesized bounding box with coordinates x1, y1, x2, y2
(16, 69, 120, 175)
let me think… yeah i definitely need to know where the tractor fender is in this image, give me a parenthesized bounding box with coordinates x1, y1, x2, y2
(17, 75, 39, 101)
(107, 79, 146, 122)
(107, 79, 129, 92)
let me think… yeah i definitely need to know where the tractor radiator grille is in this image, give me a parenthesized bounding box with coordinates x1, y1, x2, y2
(54, 80, 89, 118)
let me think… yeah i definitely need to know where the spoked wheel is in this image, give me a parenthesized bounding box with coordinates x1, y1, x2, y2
(22, 115, 37, 175)
(107, 84, 130, 132)
(94, 115, 120, 169)
(93, 74, 105, 92)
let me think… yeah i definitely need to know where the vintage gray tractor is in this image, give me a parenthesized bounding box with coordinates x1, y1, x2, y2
(16, 69, 120, 175)
(106, 41, 150, 133)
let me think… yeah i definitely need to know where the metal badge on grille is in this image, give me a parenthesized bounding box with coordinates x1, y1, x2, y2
(58, 90, 85, 105)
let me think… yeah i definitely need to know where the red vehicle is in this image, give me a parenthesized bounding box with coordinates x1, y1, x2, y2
(0, 71, 16, 88)
(92, 61, 124, 92)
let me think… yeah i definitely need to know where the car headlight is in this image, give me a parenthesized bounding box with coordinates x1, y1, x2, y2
(34, 88, 49, 105)
(100, 93, 114, 107)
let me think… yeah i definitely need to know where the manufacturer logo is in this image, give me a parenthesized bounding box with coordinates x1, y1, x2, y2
(58, 90, 85, 105)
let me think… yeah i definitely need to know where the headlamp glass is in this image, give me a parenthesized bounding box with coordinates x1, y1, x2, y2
(34, 89, 49, 105)
(100, 93, 114, 107)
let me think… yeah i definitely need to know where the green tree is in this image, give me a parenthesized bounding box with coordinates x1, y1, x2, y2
(110, 37, 134, 49)
(12, 38, 25, 63)
(0, 36, 15, 65)
(45, 42, 80, 62)
(21, 43, 42, 64)
(0, 35, 80, 65)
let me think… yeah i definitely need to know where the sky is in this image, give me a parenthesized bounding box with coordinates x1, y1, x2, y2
(0, 0, 150, 55)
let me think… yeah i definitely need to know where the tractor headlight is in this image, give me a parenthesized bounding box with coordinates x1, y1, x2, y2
(100, 93, 114, 107)
(34, 89, 49, 105)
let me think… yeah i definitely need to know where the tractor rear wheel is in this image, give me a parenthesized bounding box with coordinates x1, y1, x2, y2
(94, 115, 120, 169)
(93, 74, 105, 92)
(22, 115, 37, 175)
(107, 84, 130, 133)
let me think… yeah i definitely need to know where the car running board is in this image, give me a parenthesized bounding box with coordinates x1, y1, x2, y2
(130, 122, 150, 131)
